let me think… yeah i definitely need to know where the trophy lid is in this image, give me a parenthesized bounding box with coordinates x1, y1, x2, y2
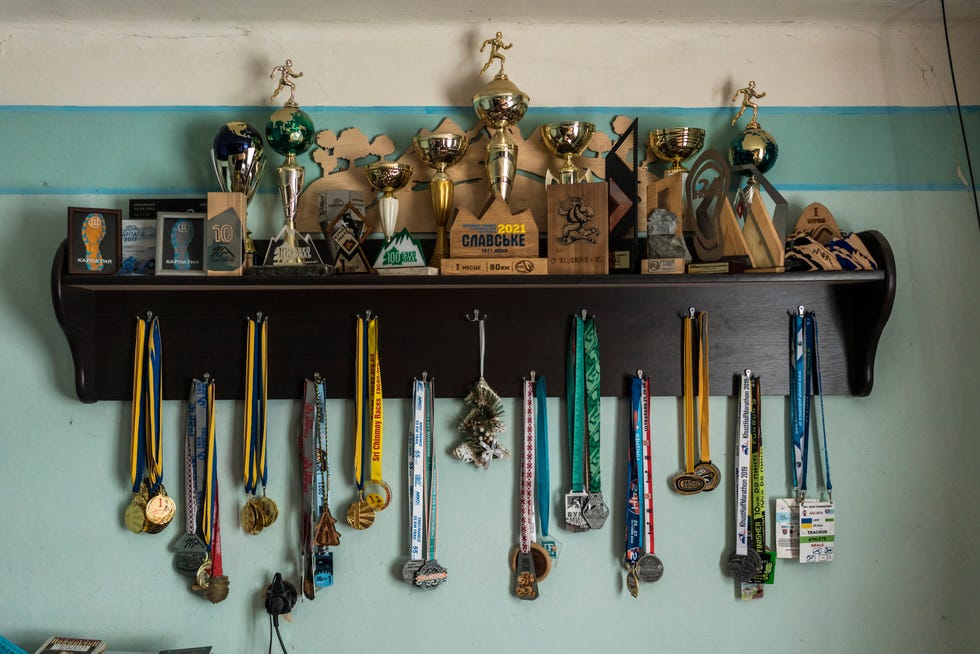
(473, 77, 530, 129)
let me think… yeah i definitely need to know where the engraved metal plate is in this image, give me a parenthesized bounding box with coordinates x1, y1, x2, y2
(414, 560, 448, 590)
(636, 553, 664, 582)
(582, 492, 610, 530)
(564, 492, 589, 532)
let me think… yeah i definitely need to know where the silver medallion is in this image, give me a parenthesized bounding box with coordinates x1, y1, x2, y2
(414, 560, 448, 590)
(401, 559, 423, 585)
(172, 533, 208, 576)
(636, 553, 664, 582)
(582, 492, 610, 530)
(564, 491, 589, 532)
(514, 551, 539, 601)
(727, 549, 764, 582)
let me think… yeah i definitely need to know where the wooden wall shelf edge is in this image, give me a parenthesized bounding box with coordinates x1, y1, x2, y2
(51, 231, 895, 403)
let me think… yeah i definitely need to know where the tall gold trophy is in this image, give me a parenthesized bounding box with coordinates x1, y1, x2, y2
(472, 32, 529, 202)
(413, 134, 469, 268)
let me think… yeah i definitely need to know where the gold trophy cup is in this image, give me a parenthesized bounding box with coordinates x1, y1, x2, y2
(413, 134, 469, 267)
(541, 122, 596, 184)
(364, 161, 414, 243)
(650, 128, 706, 176)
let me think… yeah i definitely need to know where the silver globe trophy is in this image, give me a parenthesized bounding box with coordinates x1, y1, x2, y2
(650, 128, 705, 176)
(211, 122, 266, 202)
(472, 32, 530, 202)
(728, 81, 778, 202)
(413, 133, 469, 268)
(541, 121, 595, 184)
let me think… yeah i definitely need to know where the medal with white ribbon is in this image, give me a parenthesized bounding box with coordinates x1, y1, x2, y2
(798, 310, 836, 563)
(242, 313, 277, 534)
(673, 309, 707, 494)
(172, 376, 210, 574)
(728, 370, 763, 581)
(414, 375, 447, 589)
(402, 377, 427, 584)
(514, 373, 551, 600)
(535, 376, 561, 563)
(348, 312, 390, 530)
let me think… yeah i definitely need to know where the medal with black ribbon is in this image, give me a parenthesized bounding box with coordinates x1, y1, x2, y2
(513, 372, 551, 600)
(172, 376, 210, 574)
(672, 309, 708, 494)
(565, 311, 607, 531)
(347, 311, 390, 530)
(728, 370, 764, 582)
(242, 313, 277, 534)
(625, 371, 664, 598)
(126, 314, 175, 534)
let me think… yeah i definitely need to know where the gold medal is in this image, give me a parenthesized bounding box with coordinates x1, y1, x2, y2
(123, 481, 150, 533)
(241, 498, 263, 535)
(510, 542, 552, 582)
(346, 497, 376, 530)
(363, 479, 392, 512)
(192, 556, 213, 592)
(255, 496, 279, 527)
(145, 488, 177, 528)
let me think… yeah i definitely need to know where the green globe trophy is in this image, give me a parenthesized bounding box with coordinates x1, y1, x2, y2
(263, 59, 326, 269)
(728, 80, 778, 203)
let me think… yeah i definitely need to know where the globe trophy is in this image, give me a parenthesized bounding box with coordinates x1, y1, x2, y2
(472, 32, 530, 202)
(728, 81, 778, 201)
(210, 122, 265, 203)
(413, 133, 469, 268)
(263, 59, 324, 269)
(650, 127, 706, 176)
(364, 161, 423, 271)
(541, 121, 595, 184)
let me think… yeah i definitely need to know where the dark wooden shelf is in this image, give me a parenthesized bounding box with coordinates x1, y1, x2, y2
(52, 231, 895, 402)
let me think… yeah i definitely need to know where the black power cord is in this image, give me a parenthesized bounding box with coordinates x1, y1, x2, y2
(940, 0, 980, 230)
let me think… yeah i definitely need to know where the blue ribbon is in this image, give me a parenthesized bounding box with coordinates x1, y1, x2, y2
(625, 375, 644, 564)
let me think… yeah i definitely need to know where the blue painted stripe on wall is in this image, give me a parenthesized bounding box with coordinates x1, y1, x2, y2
(4, 105, 977, 195)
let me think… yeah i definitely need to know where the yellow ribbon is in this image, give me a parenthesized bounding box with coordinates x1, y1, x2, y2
(682, 315, 695, 474)
(697, 311, 711, 461)
(146, 317, 162, 489)
(353, 316, 365, 490)
(203, 378, 216, 547)
(243, 317, 255, 490)
(368, 317, 384, 486)
(130, 318, 145, 488)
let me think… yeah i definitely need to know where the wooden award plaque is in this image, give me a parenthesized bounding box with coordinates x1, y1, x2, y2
(441, 196, 546, 274)
(546, 182, 609, 275)
(205, 192, 246, 276)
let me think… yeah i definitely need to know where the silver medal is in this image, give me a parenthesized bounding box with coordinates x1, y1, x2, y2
(727, 549, 764, 582)
(414, 560, 447, 590)
(401, 559, 423, 585)
(636, 553, 664, 582)
(172, 533, 208, 576)
(564, 492, 589, 532)
(582, 492, 610, 530)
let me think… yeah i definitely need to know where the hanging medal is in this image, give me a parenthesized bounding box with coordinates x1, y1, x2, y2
(192, 377, 230, 603)
(580, 313, 608, 529)
(692, 311, 720, 490)
(625, 372, 663, 598)
(740, 375, 776, 599)
(798, 310, 835, 563)
(776, 307, 808, 559)
(126, 314, 175, 535)
(172, 376, 210, 575)
(414, 376, 447, 589)
(242, 313, 277, 534)
(454, 310, 508, 469)
(301, 375, 338, 600)
(513, 373, 551, 600)
(672, 309, 707, 494)
(535, 376, 561, 564)
(727, 370, 764, 582)
(348, 311, 391, 529)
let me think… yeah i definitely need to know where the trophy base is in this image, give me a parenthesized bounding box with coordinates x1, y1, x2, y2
(246, 264, 336, 278)
(441, 257, 548, 276)
(375, 266, 440, 276)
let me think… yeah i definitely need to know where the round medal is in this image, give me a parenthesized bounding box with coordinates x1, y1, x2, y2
(672, 472, 706, 495)
(401, 559, 423, 585)
(205, 574, 230, 604)
(145, 493, 177, 526)
(510, 542, 552, 582)
(582, 492, 610, 530)
(636, 553, 664, 582)
(346, 499, 376, 530)
(241, 498, 263, 535)
(193, 557, 213, 592)
(414, 560, 448, 590)
(363, 479, 392, 511)
(255, 496, 279, 527)
(727, 549, 764, 582)
(693, 460, 721, 492)
(123, 499, 148, 534)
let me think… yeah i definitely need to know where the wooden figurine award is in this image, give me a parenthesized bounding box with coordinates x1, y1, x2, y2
(543, 122, 609, 275)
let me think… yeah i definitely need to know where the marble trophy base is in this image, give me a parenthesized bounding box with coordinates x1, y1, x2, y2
(246, 263, 336, 277)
